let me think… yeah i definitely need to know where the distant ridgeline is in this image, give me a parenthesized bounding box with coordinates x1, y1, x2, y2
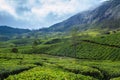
(0, 0, 120, 43)
(0, 26, 31, 41)
(39, 0, 120, 32)
(0, 26, 30, 35)
(0, 0, 120, 36)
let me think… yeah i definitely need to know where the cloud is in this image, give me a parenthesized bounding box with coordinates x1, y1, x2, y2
(0, 0, 107, 29)
(0, 0, 18, 18)
(100, 0, 109, 2)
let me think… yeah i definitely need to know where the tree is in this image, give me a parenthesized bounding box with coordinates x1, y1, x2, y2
(11, 47, 18, 53)
(70, 27, 79, 57)
(32, 39, 40, 49)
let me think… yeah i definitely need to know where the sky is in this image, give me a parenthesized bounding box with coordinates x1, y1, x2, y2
(0, 0, 108, 29)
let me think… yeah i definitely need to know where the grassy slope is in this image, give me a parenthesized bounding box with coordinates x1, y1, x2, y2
(22, 31, 120, 61)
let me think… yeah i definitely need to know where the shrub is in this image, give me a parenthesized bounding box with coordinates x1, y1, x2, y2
(44, 38, 61, 44)
(11, 48, 18, 53)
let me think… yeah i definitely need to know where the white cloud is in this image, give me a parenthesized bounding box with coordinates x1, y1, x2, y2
(100, 0, 109, 3)
(0, 0, 18, 18)
(30, 0, 97, 17)
(0, 0, 107, 29)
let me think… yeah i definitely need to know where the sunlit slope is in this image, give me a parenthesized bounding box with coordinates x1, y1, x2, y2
(1, 53, 120, 80)
(23, 31, 120, 60)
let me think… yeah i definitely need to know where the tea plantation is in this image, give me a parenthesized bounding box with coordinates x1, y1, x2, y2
(0, 31, 120, 80)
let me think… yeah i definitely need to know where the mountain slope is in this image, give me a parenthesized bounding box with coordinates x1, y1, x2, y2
(0, 26, 31, 41)
(23, 31, 120, 60)
(0, 26, 30, 35)
(43, 0, 120, 32)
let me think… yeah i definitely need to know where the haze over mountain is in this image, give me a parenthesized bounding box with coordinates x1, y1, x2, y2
(43, 0, 120, 32)
(0, 26, 30, 35)
(0, 26, 31, 41)
(0, 0, 119, 34)
(0, 0, 106, 29)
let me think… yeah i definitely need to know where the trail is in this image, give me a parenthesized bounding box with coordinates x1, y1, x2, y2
(82, 40, 120, 48)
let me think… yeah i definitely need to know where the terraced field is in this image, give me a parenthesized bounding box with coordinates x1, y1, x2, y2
(0, 31, 120, 80)
(86, 32, 120, 46)
(0, 53, 120, 80)
(22, 32, 120, 61)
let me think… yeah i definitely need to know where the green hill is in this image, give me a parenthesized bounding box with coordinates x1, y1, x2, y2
(22, 30, 120, 61)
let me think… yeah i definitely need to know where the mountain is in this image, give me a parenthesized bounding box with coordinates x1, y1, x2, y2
(0, 26, 31, 41)
(40, 0, 120, 32)
(0, 26, 30, 35)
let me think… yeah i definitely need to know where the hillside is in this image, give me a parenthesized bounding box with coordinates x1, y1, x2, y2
(0, 26, 31, 41)
(0, 26, 30, 35)
(20, 30, 120, 61)
(40, 0, 120, 32)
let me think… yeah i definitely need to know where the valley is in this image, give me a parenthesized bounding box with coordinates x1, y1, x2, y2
(0, 0, 120, 80)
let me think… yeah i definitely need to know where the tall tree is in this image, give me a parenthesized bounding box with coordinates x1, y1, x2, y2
(71, 27, 79, 57)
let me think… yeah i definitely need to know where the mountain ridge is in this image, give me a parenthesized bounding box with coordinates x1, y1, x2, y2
(39, 0, 120, 32)
(0, 0, 120, 33)
(0, 26, 31, 35)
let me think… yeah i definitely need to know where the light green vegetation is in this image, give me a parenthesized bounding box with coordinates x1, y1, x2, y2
(111, 77, 120, 80)
(79, 29, 101, 37)
(6, 67, 96, 80)
(0, 53, 120, 80)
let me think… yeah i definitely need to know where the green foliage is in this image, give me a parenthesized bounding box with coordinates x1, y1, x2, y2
(111, 77, 120, 80)
(21, 31, 120, 61)
(1, 53, 120, 80)
(87, 32, 120, 46)
(24, 36, 120, 60)
(6, 67, 96, 80)
(1, 27, 120, 80)
(44, 38, 61, 44)
(32, 39, 41, 49)
(57, 64, 103, 79)
(70, 27, 79, 57)
(11, 48, 18, 53)
(10, 39, 32, 46)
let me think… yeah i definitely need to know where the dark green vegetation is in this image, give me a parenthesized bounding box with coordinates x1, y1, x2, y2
(21, 30, 120, 61)
(0, 26, 30, 41)
(0, 26, 30, 35)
